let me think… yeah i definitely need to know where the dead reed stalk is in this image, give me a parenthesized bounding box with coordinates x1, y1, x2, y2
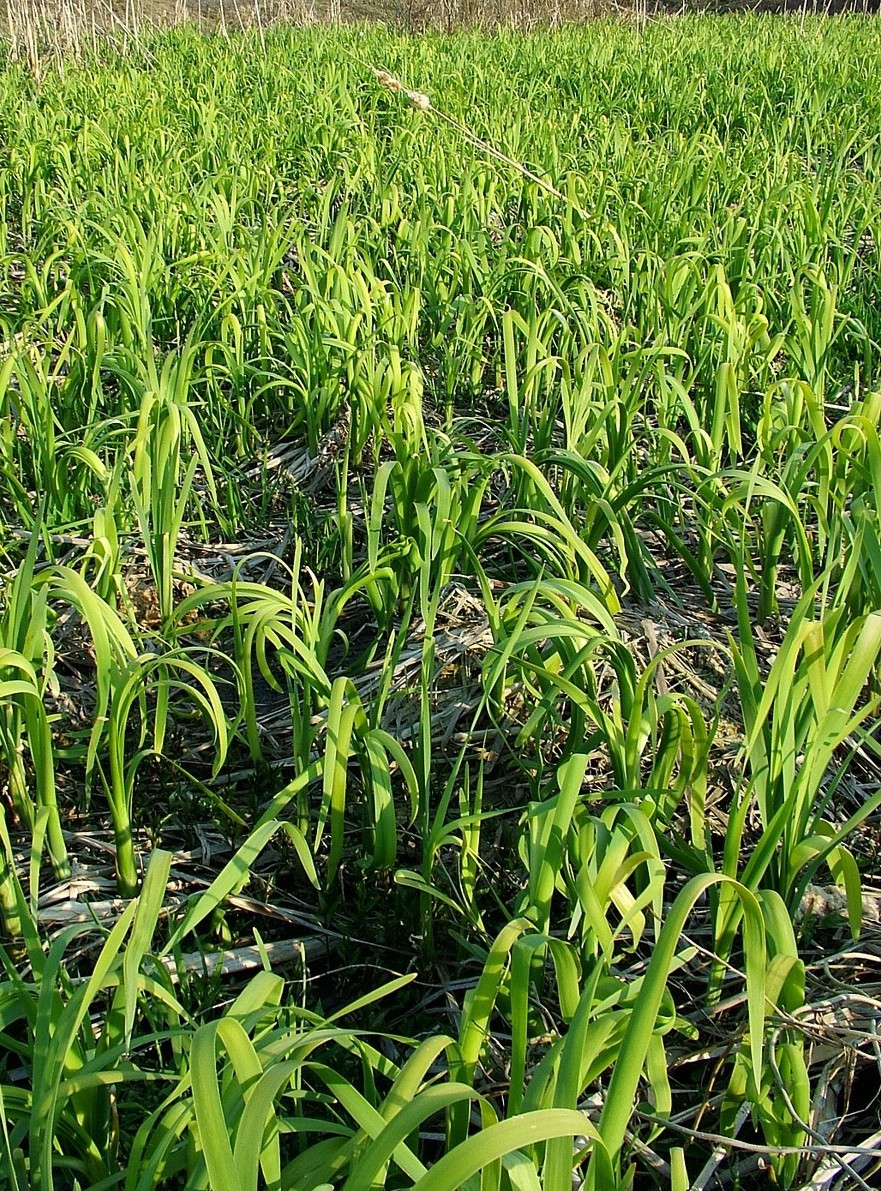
(5, 0, 149, 73)
(369, 63, 587, 214)
(7, 0, 93, 75)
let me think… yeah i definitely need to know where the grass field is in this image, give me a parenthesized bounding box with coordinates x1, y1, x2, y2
(1, 14, 880, 1190)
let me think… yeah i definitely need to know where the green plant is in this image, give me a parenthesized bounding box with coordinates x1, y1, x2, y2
(1, 16, 880, 1187)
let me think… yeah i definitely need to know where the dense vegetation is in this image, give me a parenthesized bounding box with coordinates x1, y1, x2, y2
(1, 16, 880, 1189)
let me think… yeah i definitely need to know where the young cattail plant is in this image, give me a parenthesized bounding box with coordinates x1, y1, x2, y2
(0, 536, 70, 915)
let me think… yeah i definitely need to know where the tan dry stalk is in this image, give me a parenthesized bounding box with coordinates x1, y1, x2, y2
(369, 64, 586, 217)
(8, 0, 93, 76)
(264, 0, 316, 23)
(6, 2, 38, 73)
